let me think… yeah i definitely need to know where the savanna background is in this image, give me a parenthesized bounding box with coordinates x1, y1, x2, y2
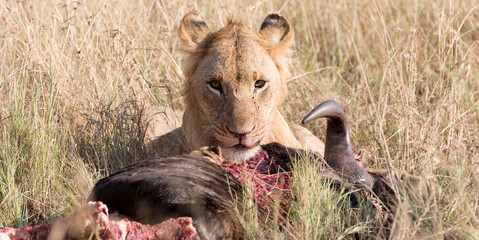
(0, 0, 478, 239)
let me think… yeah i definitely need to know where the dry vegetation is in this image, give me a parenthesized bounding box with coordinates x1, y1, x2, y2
(1, 0, 478, 239)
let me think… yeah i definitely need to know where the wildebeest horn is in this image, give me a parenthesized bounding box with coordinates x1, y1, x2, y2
(302, 100, 374, 187)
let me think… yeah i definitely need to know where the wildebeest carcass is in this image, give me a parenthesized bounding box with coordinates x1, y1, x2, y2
(90, 100, 418, 239)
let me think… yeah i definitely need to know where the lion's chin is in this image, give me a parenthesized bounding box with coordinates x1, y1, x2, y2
(221, 145, 262, 163)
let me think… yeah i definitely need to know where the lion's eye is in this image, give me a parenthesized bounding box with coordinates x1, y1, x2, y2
(209, 80, 222, 90)
(255, 80, 266, 88)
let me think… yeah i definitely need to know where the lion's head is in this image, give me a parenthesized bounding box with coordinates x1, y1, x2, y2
(179, 11, 301, 161)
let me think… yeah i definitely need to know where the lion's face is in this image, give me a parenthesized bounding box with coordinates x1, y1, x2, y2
(194, 30, 282, 148)
(179, 12, 294, 161)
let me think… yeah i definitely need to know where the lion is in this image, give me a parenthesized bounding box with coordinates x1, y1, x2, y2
(147, 11, 324, 162)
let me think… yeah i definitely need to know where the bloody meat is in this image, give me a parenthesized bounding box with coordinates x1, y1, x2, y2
(220, 149, 293, 213)
(0, 201, 200, 240)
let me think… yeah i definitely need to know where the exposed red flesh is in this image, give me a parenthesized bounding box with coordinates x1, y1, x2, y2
(221, 150, 293, 213)
(0, 201, 199, 240)
(0, 224, 52, 240)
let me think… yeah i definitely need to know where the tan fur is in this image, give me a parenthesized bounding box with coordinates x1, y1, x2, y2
(152, 11, 324, 161)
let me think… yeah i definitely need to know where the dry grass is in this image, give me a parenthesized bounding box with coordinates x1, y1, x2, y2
(1, 0, 478, 238)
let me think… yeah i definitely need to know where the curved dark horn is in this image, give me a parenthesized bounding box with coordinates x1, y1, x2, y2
(302, 100, 374, 187)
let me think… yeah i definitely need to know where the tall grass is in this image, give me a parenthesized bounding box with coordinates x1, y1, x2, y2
(0, 0, 478, 238)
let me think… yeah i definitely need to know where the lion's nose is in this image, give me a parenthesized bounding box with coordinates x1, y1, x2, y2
(226, 125, 255, 140)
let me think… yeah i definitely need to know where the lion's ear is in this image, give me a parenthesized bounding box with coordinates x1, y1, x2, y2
(258, 14, 294, 54)
(179, 11, 211, 53)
